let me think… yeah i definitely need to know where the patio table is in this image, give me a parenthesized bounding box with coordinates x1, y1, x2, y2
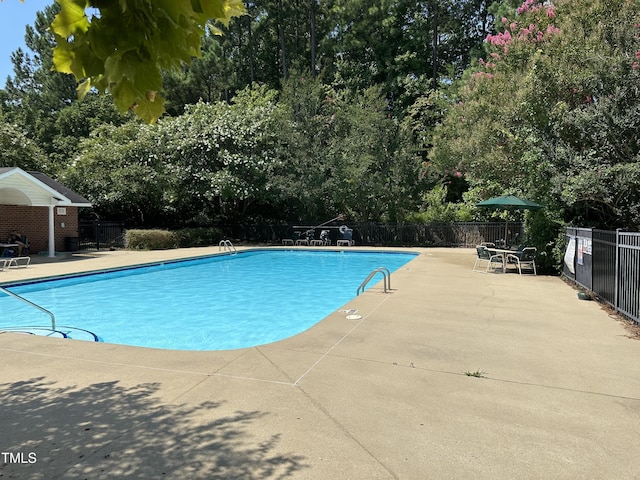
(0, 243, 18, 257)
(488, 247, 516, 273)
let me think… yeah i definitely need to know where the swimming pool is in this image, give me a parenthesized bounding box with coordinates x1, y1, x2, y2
(0, 249, 417, 350)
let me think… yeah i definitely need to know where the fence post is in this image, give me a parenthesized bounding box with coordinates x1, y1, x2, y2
(588, 227, 594, 291)
(615, 228, 621, 313)
(96, 222, 100, 251)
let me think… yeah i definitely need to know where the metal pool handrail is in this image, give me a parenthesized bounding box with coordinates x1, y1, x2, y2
(357, 267, 392, 296)
(0, 286, 56, 330)
(218, 239, 237, 254)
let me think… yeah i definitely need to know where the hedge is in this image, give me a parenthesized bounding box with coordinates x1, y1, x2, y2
(125, 227, 224, 250)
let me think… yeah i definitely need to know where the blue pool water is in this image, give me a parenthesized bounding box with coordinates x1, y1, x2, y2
(0, 250, 416, 350)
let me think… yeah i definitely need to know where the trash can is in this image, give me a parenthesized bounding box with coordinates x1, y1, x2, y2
(65, 236, 79, 252)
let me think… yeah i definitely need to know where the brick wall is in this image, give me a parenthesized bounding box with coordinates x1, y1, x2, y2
(0, 205, 79, 253)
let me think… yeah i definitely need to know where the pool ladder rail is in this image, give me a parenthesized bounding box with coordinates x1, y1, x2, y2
(0, 286, 56, 330)
(357, 267, 392, 296)
(218, 239, 237, 254)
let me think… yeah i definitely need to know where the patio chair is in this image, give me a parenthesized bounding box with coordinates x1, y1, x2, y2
(507, 247, 537, 275)
(0, 258, 9, 271)
(320, 229, 331, 246)
(293, 231, 309, 246)
(338, 227, 354, 246)
(311, 230, 329, 246)
(473, 245, 504, 273)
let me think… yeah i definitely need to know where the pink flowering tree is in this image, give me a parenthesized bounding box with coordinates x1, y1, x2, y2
(431, 0, 640, 231)
(428, 0, 640, 269)
(430, 0, 566, 197)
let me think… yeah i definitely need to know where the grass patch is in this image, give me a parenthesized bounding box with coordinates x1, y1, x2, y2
(464, 370, 487, 378)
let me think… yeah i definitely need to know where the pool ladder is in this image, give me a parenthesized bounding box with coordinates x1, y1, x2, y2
(218, 239, 237, 254)
(0, 286, 56, 330)
(357, 267, 392, 296)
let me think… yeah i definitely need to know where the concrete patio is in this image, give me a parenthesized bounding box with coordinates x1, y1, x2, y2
(1, 247, 639, 479)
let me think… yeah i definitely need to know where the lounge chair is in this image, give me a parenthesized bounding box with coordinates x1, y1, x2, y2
(473, 245, 504, 273)
(8, 257, 31, 269)
(337, 227, 354, 246)
(507, 247, 537, 275)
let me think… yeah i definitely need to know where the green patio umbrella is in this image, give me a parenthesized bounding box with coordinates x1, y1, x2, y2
(476, 195, 543, 245)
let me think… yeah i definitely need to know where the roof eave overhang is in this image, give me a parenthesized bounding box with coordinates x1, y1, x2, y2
(0, 167, 92, 207)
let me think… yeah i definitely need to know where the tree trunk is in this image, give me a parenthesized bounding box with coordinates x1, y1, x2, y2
(431, 1, 438, 89)
(278, 0, 288, 78)
(310, 0, 317, 76)
(247, 22, 255, 83)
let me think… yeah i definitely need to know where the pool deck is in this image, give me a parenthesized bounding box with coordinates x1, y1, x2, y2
(1, 246, 639, 479)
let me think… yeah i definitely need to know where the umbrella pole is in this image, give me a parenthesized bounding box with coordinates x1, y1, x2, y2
(504, 219, 508, 247)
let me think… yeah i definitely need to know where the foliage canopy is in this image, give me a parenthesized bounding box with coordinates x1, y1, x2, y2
(430, 0, 640, 230)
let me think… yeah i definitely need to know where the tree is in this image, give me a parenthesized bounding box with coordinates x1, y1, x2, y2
(1, 3, 77, 150)
(160, 0, 493, 116)
(160, 86, 283, 223)
(50, 93, 133, 170)
(323, 0, 492, 111)
(430, 0, 576, 202)
(162, 33, 238, 116)
(63, 86, 284, 225)
(428, 0, 640, 271)
(544, 0, 640, 228)
(406, 184, 473, 222)
(0, 119, 48, 172)
(268, 74, 337, 221)
(62, 121, 173, 225)
(273, 76, 424, 223)
(326, 86, 422, 222)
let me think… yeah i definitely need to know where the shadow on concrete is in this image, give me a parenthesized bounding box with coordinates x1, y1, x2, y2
(0, 377, 308, 479)
(28, 252, 107, 265)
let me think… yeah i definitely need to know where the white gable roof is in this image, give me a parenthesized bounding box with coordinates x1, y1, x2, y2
(0, 167, 91, 207)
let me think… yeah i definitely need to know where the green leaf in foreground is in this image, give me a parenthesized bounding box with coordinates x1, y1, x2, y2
(50, 0, 246, 123)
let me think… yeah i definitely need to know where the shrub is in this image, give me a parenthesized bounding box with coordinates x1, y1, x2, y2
(523, 210, 565, 274)
(405, 185, 473, 223)
(125, 229, 176, 250)
(173, 227, 224, 248)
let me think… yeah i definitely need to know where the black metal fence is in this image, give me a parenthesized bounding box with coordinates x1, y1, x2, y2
(78, 221, 523, 250)
(564, 227, 640, 324)
(78, 221, 126, 250)
(221, 222, 524, 248)
(618, 232, 640, 323)
(592, 229, 616, 304)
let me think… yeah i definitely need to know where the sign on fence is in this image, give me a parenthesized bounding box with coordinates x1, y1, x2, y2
(564, 236, 576, 274)
(565, 227, 639, 325)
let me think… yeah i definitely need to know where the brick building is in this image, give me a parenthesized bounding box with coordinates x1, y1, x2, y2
(0, 167, 91, 256)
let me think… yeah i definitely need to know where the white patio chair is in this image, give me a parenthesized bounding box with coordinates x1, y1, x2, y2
(473, 245, 504, 273)
(507, 247, 537, 275)
(8, 257, 31, 269)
